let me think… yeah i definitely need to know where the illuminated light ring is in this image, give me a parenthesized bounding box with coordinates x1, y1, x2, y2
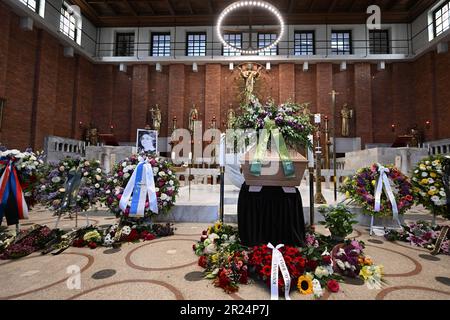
(216, 1, 285, 55)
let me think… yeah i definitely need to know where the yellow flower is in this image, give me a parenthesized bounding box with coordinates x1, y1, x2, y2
(420, 179, 429, 185)
(430, 172, 437, 178)
(419, 164, 426, 171)
(298, 275, 313, 295)
(214, 221, 223, 233)
(364, 257, 373, 266)
(371, 180, 376, 186)
(211, 254, 219, 264)
(428, 190, 436, 196)
(359, 266, 373, 280)
(345, 191, 350, 198)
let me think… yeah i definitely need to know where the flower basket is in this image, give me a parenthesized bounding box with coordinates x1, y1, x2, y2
(242, 146, 308, 187)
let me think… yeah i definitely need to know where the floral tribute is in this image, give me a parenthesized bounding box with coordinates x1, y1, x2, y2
(193, 223, 384, 298)
(0, 148, 45, 208)
(37, 157, 106, 213)
(331, 240, 385, 289)
(232, 95, 314, 149)
(411, 156, 448, 218)
(340, 163, 414, 217)
(103, 154, 180, 217)
(385, 220, 449, 255)
(193, 221, 248, 293)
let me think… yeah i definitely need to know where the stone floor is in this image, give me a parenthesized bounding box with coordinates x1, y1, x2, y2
(0, 207, 449, 300)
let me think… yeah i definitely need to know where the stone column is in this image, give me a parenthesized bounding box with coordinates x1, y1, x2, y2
(131, 65, 149, 141)
(354, 63, 373, 147)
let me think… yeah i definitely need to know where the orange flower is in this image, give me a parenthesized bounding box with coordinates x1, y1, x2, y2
(364, 257, 373, 266)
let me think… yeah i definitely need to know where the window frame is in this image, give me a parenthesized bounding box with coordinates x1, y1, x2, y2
(369, 29, 390, 54)
(60, 2, 78, 42)
(257, 32, 279, 56)
(330, 30, 353, 55)
(20, 0, 40, 13)
(150, 32, 171, 57)
(433, 1, 450, 37)
(186, 32, 207, 57)
(114, 32, 136, 57)
(222, 32, 243, 56)
(294, 30, 316, 56)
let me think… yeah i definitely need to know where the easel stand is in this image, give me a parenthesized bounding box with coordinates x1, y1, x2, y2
(369, 215, 403, 236)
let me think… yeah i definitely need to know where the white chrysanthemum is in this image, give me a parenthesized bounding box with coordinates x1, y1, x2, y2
(421, 172, 428, 177)
(153, 167, 159, 174)
(94, 183, 100, 188)
(160, 193, 168, 201)
(51, 176, 61, 183)
(96, 168, 102, 173)
(439, 191, 446, 196)
(158, 171, 165, 177)
(428, 178, 435, 184)
(169, 180, 174, 186)
(121, 226, 131, 236)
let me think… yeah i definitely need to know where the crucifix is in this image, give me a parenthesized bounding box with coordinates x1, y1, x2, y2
(329, 90, 340, 202)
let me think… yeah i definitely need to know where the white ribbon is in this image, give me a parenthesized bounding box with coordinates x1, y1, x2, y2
(267, 243, 291, 300)
(374, 164, 401, 225)
(119, 158, 158, 217)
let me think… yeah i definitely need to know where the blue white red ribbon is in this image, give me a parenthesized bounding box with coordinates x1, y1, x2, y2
(119, 158, 158, 217)
(0, 160, 29, 222)
(268, 243, 291, 300)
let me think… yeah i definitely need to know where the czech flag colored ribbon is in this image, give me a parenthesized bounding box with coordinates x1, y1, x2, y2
(268, 243, 291, 300)
(374, 164, 401, 227)
(250, 118, 295, 178)
(119, 157, 158, 217)
(0, 160, 29, 222)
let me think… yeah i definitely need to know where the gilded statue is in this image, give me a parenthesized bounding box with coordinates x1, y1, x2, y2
(302, 102, 312, 116)
(227, 106, 236, 129)
(340, 104, 354, 137)
(150, 104, 162, 133)
(188, 104, 199, 132)
(238, 63, 263, 97)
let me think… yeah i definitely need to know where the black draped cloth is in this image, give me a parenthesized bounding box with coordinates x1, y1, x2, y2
(237, 183, 306, 247)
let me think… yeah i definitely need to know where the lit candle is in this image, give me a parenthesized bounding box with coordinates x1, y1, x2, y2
(189, 152, 192, 161)
(308, 134, 314, 168)
(171, 151, 175, 161)
(219, 134, 225, 167)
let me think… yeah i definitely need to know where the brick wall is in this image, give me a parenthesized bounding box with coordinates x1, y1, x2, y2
(1, 3, 450, 151)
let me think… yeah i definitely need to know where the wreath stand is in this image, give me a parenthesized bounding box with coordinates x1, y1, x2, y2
(369, 215, 403, 236)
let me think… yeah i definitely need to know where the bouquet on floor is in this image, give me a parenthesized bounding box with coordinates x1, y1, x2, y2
(37, 157, 106, 214)
(194, 221, 249, 293)
(103, 154, 180, 218)
(340, 163, 414, 217)
(411, 156, 448, 218)
(385, 220, 449, 255)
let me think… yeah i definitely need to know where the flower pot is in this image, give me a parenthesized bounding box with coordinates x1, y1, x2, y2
(331, 234, 346, 243)
(241, 147, 308, 187)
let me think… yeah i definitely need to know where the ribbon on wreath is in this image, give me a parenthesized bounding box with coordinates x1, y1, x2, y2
(268, 243, 291, 300)
(250, 118, 295, 178)
(119, 158, 158, 217)
(374, 164, 401, 227)
(0, 160, 29, 223)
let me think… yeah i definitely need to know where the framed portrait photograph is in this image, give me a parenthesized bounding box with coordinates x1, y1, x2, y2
(136, 129, 158, 154)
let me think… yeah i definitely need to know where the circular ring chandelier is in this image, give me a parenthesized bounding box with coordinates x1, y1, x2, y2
(216, 1, 285, 55)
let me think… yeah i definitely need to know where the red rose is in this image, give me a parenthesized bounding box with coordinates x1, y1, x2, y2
(306, 259, 318, 271)
(88, 242, 97, 249)
(144, 233, 156, 241)
(261, 265, 272, 277)
(405, 195, 413, 201)
(198, 256, 208, 268)
(327, 280, 340, 293)
(126, 229, 140, 242)
(72, 239, 85, 247)
(239, 269, 248, 284)
(322, 255, 332, 265)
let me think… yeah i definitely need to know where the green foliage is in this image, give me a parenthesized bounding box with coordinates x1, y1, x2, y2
(318, 204, 358, 238)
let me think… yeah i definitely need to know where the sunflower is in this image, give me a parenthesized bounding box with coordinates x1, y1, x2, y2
(297, 275, 313, 295)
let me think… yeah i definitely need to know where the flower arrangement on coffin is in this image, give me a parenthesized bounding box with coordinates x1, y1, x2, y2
(340, 163, 414, 218)
(232, 95, 314, 187)
(411, 156, 448, 219)
(331, 240, 385, 290)
(385, 220, 449, 255)
(103, 154, 180, 218)
(232, 95, 314, 150)
(0, 148, 45, 210)
(193, 221, 248, 293)
(37, 158, 106, 214)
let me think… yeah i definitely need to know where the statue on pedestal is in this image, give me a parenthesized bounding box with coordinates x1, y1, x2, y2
(89, 126, 98, 146)
(150, 104, 162, 133)
(188, 104, 199, 132)
(340, 104, 354, 137)
(227, 105, 236, 129)
(410, 125, 421, 148)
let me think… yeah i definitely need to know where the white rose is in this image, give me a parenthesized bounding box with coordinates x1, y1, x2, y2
(122, 162, 127, 167)
(158, 171, 165, 177)
(95, 183, 100, 188)
(30, 155, 37, 161)
(155, 188, 159, 192)
(59, 166, 65, 172)
(169, 180, 174, 186)
(84, 161, 90, 166)
(312, 279, 323, 298)
(208, 233, 219, 241)
(96, 168, 102, 173)
(84, 172, 89, 176)
(204, 243, 217, 254)
(153, 167, 159, 174)
(124, 173, 130, 179)
(105, 190, 111, 194)
(51, 176, 61, 183)
(113, 179, 118, 184)
(123, 167, 129, 173)
(160, 193, 168, 200)
(95, 175, 102, 181)
(41, 185, 46, 190)
(336, 259, 346, 270)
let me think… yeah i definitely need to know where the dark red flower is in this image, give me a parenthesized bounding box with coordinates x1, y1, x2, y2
(72, 239, 85, 247)
(88, 242, 97, 249)
(322, 255, 332, 265)
(198, 256, 208, 268)
(261, 265, 272, 277)
(327, 280, 340, 293)
(126, 229, 140, 242)
(306, 259, 318, 271)
(239, 269, 248, 284)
